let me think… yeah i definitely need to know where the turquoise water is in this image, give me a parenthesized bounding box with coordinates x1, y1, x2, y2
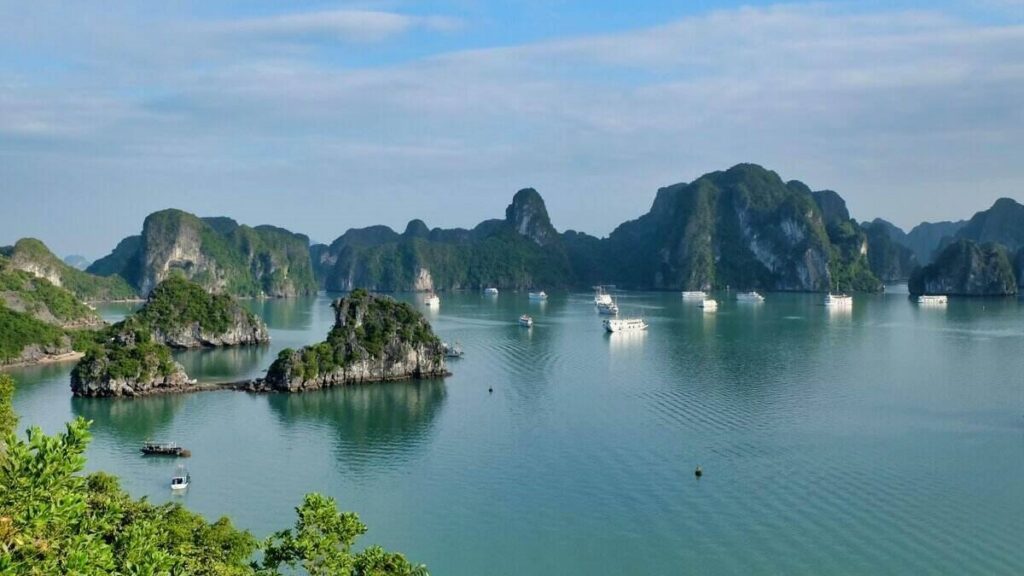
(9, 290, 1024, 575)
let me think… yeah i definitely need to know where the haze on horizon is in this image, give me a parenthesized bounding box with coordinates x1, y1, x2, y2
(2, 0, 1023, 259)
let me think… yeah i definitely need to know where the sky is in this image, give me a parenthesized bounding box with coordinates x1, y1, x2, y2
(2, 1, 1023, 258)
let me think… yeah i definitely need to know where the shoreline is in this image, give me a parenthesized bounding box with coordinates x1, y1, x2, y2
(71, 371, 453, 398)
(0, 351, 85, 371)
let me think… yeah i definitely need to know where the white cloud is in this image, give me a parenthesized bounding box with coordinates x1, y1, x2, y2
(216, 9, 461, 43)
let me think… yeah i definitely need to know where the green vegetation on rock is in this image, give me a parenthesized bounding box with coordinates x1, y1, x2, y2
(0, 305, 68, 365)
(0, 378, 427, 575)
(0, 238, 137, 301)
(266, 290, 445, 390)
(862, 219, 919, 283)
(572, 164, 880, 292)
(0, 256, 101, 328)
(135, 274, 245, 336)
(71, 327, 179, 387)
(89, 210, 318, 298)
(909, 239, 1018, 296)
(314, 191, 573, 292)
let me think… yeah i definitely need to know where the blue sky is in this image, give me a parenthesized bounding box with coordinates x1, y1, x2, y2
(2, 0, 1023, 257)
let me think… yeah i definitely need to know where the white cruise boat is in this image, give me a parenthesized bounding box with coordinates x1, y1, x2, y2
(596, 300, 619, 316)
(603, 317, 648, 333)
(594, 287, 614, 307)
(824, 293, 853, 308)
(528, 291, 548, 301)
(518, 314, 534, 327)
(699, 299, 718, 312)
(681, 291, 707, 300)
(736, 291, 765, 303)
(484, 287, 499, 296)
(424, 293, 440, 307)
(916, 294, 948, 305)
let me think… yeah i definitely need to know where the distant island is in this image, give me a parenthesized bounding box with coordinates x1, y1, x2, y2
(3, 163, 1023, 304)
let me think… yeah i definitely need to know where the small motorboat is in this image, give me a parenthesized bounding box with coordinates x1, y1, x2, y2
(484, 287, 499, 296)
(700, 299, 718, 312)
(528, 291, 548, 301)
(443, 341, 464, 358)
(170, 465, 191, 491)
(518, 315, 534, 328)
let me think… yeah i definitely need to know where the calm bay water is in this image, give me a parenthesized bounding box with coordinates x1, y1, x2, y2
(9, 290, 1024, 575)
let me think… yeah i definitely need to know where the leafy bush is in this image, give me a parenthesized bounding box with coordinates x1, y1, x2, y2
(0, 304, 67, 363)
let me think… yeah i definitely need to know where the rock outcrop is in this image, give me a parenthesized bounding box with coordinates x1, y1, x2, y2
(70, 329, 193, 397)
(128, 275, 270, 348)
(862, 219, 919, 283)
(88, 210, 318, 298)
(909, 239, 1018, 296)
(264, 290, 446, 392)
(587, 164, 879, 291)
(949, 197, 1024, 253)
(903, 220, 966, 264)
(1, 238, 137, 301)
(505, 188, 559, 246)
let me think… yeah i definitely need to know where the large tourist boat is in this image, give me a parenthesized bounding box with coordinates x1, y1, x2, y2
(736, 291, 765, 303)
(603, 317, 648, 333)
(424, 293, 441, 307)
(681, 291, 707, 300)
(916, 295, 948, 305)
(824, 293, 853, 308)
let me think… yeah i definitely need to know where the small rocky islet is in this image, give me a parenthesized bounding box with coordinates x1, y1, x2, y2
(70, 274, 271, 397)
(70, 285, 446, 397)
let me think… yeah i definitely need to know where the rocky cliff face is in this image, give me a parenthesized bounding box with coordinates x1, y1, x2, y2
(909, 239, 1018, 296)
(862, 220, 919, 282)
(70, 330, 193, 397)
(264, 290, 446, 392)
(505, 188, 559, 246)
(129, 275, 270, 349)
(89, 210, 317, 298)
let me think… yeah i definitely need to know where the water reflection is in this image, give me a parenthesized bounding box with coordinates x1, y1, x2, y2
(72, 394, 187, 441)
(173, 345, 271, 383)
(243, 297, 317, 331)
(266, 380, 447, 474)
(606, 329, 647, 353)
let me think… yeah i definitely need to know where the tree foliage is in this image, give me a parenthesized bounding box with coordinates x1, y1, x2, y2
(0, 392, 427, 575)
